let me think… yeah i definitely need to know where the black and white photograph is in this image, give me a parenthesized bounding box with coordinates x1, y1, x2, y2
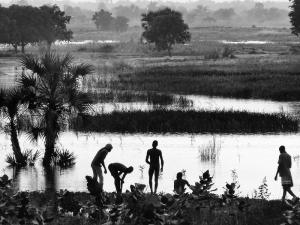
(0, 0, 299, 224)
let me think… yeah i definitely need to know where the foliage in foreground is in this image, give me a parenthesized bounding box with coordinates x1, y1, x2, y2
(72, 110, 298, 134)
(0, 172, 291, 225)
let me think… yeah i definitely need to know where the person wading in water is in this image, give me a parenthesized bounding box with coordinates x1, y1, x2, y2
(146, 140, 164, 194)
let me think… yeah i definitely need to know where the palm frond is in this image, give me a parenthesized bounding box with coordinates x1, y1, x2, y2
(19, 54, 44, 75)
(68, 91, 92, 113)
(70, 64, 94, 78)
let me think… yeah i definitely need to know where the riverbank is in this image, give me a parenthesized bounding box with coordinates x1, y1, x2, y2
(71, 110, 298, 133)
(0, 173, 291, 225)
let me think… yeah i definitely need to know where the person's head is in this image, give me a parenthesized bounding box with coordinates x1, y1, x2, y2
(126, 166, 134, 173)
(152, 140, 158, 148)
(105, 143, 113, 152)
(279, 145, 286, 153)
(176, 172, 183, 180)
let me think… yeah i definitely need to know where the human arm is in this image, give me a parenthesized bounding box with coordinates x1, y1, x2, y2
(275, 156, 281, 181)
(102, 161, 107, 174)
(146, 150, 150, 165)
(160, 151, 164, 172)
(121, 172, 127, 183)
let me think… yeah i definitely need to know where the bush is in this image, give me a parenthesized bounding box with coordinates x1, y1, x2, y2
(5, 149, 40, 167)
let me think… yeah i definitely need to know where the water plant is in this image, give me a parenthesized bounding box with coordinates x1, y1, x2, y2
(5, 149, 40, 167)
(199, 136, 221, 161)
(52, 148, 76, 168)
(253, 177, 271, 200)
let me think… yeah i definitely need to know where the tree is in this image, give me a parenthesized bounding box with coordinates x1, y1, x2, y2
(19, 52, 93, 167)
(289, 0, 300, 36)
(0, 88, 26, 166)
(92, 9, 114, 30)
(141, 8, 191, 56)
(213, 8, 236, 21)
(7, 5, 41, 53)
(0, 6, 10, 46)
(112, 16, 129, 32)
(39, 5, 73, 51)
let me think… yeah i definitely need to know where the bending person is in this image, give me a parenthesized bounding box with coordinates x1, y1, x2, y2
(146, 140, 164, 194)
(108, 163, 134, 194)
(275, 145, 299, 203)
(91, 143, 113, 190)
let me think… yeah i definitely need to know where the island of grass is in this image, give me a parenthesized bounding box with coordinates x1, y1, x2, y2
(89, 60, 300, 101)
(72, 110, 298, 134)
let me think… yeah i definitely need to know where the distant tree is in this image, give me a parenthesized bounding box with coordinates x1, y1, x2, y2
(92, 9, 114, 30)
(213, 8, 235, 21)
(7, 5, 41, 53)
(112, 16, 129, 32)
(113, 4, 143, 21)
(39, 5, 73, 51)
(0, 6, 10, 46)
(289, 0, 300, 36)
(141, 8, 191, 56)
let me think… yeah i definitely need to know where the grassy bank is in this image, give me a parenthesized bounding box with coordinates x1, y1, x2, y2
(71, 110, 298, 133)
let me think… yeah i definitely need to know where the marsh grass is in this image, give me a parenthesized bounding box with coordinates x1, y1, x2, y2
(85, 90, 193, 108)
(71, 110, 298, 134)
(199, 137, 221, 161)
(100, 64, 300, 101)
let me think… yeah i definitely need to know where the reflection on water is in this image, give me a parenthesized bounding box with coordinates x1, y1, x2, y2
(1, 131, 300, 199)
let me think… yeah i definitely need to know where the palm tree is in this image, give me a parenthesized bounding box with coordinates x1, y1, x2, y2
(19, 52, 93, 167)
(0, 88, 26, 166)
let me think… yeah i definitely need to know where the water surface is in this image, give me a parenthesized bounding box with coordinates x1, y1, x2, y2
(1, 132, 300, 199)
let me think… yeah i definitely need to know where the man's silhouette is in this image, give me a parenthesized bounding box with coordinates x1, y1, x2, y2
(91, 143, 113, 190)
(108, 163, 133, 194)
(146, 140, 164, 194)
(275, 145, 299, 203)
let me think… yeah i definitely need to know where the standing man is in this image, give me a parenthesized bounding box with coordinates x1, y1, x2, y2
(91, 143, 113, 191)
(275, 145, 299, 203)
(108, 163, 134, 194)
(146, 140, 164, 194)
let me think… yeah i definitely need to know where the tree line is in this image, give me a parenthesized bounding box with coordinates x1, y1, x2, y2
(92, 9, 129, 32)
(0, 4, 72, 53)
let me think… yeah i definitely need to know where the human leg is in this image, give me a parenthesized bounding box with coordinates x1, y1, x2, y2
(97, 166, 103, 190)
(282, 187, 287, 202)
(91, 164, 98, 181)
(149, 167, 154, 194)
(286, 187, 297, 198)
(114, 176, 121, 194)
(154, 167, 159, 194)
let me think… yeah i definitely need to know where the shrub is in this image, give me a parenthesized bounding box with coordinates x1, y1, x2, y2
(52, 148, 76, 168)
(5, 149, 40, 167)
